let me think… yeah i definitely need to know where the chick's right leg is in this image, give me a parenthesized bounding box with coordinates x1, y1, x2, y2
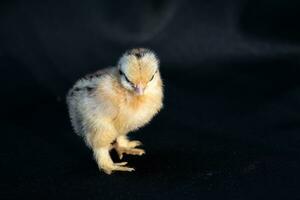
(88, 130, 134, 174)
(114, 136, 145, 160)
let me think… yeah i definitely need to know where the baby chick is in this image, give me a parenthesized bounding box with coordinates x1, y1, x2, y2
(66, 48, 163, 174)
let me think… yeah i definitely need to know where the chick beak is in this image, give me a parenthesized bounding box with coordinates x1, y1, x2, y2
(134, 85, 144, 95)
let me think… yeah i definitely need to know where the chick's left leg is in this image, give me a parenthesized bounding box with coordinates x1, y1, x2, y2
(89, 130, 134, 174)
(114, 135, 145, 159)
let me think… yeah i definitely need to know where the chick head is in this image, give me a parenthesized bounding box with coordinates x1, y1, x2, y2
(118, 48, 160, 95)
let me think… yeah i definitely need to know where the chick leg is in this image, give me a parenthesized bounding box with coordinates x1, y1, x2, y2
(94, 148, 134, 174)
(114, 136, 145, 159)
(89, 131, 134, 174)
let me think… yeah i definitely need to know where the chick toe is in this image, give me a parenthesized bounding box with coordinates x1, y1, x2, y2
(128, 140, 143, 148)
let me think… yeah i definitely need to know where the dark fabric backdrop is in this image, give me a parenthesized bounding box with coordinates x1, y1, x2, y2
(1, 0, 300, 199)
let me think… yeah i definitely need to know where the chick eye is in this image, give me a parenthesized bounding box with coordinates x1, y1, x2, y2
(119, 70, 133, 85)
(149, 70, 157, 82)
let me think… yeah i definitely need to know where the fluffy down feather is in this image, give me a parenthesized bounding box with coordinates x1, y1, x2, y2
(66, 48, 163, 174)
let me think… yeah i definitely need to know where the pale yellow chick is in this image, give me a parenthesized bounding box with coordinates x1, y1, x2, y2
(66, 48, 163, 174)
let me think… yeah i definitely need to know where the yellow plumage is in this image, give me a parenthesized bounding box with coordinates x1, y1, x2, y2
(67, 48, 163, 174)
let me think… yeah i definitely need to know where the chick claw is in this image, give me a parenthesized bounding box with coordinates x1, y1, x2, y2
(102, 162, 135, 175)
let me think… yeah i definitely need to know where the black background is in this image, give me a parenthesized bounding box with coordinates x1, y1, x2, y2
(1, 0, 300, 199)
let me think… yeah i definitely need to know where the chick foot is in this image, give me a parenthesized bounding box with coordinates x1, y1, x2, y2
(127, 140, 143, 148)
(95, 147, 135, 174)
(101, 162, 135, 175)
(117, 147, 145, 160)
(114, 140, 145, 159)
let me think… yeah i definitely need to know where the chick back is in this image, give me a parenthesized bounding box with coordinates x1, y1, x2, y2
(66, 69, 108, 137)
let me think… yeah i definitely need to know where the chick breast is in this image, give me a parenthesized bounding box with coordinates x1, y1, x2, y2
(66, 67, 163, 140)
